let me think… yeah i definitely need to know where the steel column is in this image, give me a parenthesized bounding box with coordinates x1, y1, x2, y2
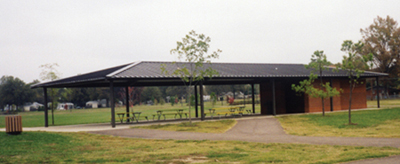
(194, 85, 198, 118)
(251, 83, 255, 114)
(125, 86, 130, 122)
(330, 78, 333, 112)
(272, 79, 276, 116)
(43, 87, 48, 127)
(110, 80, 116, 128)
(200, 82, 205, 121)
(376, 77, 380, 108)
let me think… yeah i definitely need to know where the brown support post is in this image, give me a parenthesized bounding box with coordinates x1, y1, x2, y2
(376, 77, 380, 108)
(200, 82, 205, 120)
(330, 79, 333, 112)
(43, 87, 48, 127)
(272, 79, 276, 116)
(110, 80, 116, 128)
(251, 83, 255, 114)
(125, 86, 130, 122)
(194, 85, 198, 118)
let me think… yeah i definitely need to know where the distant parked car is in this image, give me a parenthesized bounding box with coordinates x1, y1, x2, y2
(75, 106, 81, 109)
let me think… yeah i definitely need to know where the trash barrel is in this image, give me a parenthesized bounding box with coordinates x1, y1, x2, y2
(5, 115, 22, 135)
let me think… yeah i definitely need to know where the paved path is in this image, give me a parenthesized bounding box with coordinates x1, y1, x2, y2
(89, 118, 400, 148)
(89, 117, 400, 164)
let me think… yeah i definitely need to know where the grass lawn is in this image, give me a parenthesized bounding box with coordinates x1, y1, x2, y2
(133, 119, 237, 133)
(2, 131, 400, 164)
(368, 99, 400, 108)
(277, 108, 400, 138)
(0, 101, 260, 128)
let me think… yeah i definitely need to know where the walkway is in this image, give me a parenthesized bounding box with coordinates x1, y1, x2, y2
(88, 117, 400, 164)
(89, 117, 400, 148)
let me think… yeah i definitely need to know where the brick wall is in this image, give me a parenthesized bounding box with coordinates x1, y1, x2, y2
(304, 78, 367, 113)
(259, 78, 368, 115)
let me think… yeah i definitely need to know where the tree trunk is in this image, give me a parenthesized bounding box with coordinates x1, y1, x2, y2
(348, 79, 353, 124)
(320, 68, 325, 116)
(187, 84, 192, 124)
(51, 88, 55, 125)
(321, 98, 325, 116)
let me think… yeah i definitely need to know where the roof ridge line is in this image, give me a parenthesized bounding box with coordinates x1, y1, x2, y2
(142, 61, 307, 65)
(107, 61, 142, 78)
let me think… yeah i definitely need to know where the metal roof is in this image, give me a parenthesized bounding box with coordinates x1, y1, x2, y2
(32, 61, 388, 88)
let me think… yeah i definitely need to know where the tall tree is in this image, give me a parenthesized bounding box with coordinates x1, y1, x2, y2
(40, 63, 61, 125)
(28, 79, 44, 104)
(337, 40, 373, 124)
(360, 16, 400, 77)
(118, 87, 144, 106)
(292, 50, 340, 116)
(162, 30, 221, 123)
(0, 76, 33, 110)
(70, 88, 90, 107)
(141, 87, 162, 102)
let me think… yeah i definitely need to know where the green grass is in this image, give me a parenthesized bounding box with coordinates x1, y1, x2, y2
(278, 108, 400, 137)
(368, 99, 400, 107)
(0, 101, 261, 128)
(133, 119, 237, 133)
(1, 131, 400, 164)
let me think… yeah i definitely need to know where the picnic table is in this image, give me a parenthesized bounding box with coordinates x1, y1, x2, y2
(155, 109, 187, 120)
(208, 106, 245, 119)
(116, 112, 145, 123)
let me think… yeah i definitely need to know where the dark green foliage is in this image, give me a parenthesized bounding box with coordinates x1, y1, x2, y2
(0, 76, 34, 108)
(141, 87, 162, 102)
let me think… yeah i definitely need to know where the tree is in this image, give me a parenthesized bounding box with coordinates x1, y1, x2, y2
(40, 63, 61, 125)
(165, 86, 186, 98)
(292, 50, 341, 116)
(28, 79, 44, 104)
(162, 30, 221, 123)
(360, 16, 400, 78)
(141, 87, 162, 103)
(70, 88, 91, 107)
(210, 92, 217, 107)
(0, 76, 33, 110)
(337, 40, 373, 124)
(118, 87, 144, 107)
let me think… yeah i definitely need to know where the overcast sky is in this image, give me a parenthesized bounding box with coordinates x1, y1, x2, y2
(1, 0, 400, 83)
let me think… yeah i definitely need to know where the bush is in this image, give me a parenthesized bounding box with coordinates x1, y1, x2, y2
(38, 106, 45, 111)
(160, 98, 165, 105)
(170, 96, 175, 106)
(154, 98, 158, 105)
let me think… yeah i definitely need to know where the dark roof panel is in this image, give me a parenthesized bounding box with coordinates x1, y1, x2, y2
(32, 63, 132, 88)
(32, 61, 388, 88)
(110, 61, 385, 78)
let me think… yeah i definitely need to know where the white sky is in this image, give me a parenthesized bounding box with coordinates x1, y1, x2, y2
(1, 0, 400, 83)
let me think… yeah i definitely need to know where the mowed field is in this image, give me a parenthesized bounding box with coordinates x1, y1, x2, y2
(2, 126, 400, 163)
(0, 101, 261, 128)
(2, 100, 400, 163)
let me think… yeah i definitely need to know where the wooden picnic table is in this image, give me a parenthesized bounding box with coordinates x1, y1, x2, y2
(156, 109, 187, 120)
(116, 112, 143, 123)
(208, 106, 245, 118)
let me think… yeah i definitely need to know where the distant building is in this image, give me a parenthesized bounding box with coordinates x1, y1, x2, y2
(86, 101, 99, 108)
(23, 102, 44, 111)
(57, 103, 74, 110)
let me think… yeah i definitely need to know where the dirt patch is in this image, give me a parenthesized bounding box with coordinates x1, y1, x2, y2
(158, 156, 209, 164)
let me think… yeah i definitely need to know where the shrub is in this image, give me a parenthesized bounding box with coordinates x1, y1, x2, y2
(160, 98, 165, 105)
